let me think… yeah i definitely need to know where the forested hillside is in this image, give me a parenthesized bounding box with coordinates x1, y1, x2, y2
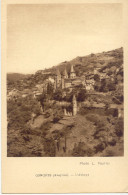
(7, 47, 124, 157)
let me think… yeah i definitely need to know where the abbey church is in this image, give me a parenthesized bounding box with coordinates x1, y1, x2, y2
(54, 65, 85, 90)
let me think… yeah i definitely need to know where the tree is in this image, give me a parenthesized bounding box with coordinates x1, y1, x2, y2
(38, 93, 47, 112)
(77, 89, 87, 102)
(94, 74, 100, 82)
(100, 79, 108, 92)
(53, 89, 63, 101)
(94, 81, 101, 92)
(107, 82, 116, 91)
(47, 82, 54, 99)
(64, 92, 73, 102)
(7, 96, 41, 130)
(115, 118, 124, 137)
(53, 106, 63, 123)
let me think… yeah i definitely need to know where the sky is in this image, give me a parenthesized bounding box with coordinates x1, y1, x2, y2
(7, 3, 123, 74)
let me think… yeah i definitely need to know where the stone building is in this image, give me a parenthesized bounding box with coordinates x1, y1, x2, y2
(54, 65, 85, 90)
(70, 65, 76, 78)
(7, 89, 21, 101)
(55, 69, 62, 89)
(72, 94, 77, 116)
(64, 94, 77, 116)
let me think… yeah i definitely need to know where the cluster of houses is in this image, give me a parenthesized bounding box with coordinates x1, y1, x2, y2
(7, 64, 124, 119)
(7, 77, 54, 101)
(54, 64, 116, 92)
(7, 63, 118, 102)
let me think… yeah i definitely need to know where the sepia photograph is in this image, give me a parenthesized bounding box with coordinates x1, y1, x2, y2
(7, 3, 124, 157)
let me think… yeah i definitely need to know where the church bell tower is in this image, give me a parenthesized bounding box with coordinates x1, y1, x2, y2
(72, 94, 77, 116)
(70, 65, 76, 78)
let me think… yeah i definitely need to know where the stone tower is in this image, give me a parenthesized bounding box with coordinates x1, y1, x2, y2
(72, 94, 77, 116)
(70, 65, 76, 78)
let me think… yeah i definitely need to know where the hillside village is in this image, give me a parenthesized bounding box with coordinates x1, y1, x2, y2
(7, 47, 124, 157)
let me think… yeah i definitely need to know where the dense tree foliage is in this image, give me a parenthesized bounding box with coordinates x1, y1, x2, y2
(7, 96, 41, 130)
(77, 89, 87, 102)
(53, 89, 63, 101)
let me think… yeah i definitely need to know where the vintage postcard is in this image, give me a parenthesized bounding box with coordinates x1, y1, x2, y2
(1, 0, 128, 193)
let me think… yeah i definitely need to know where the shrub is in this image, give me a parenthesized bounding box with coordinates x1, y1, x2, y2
(104, 149, 116, 157)
(7, 96, 41, 130)
(44, 138, 56, 157)
(77, 89, 87, 102)
(94, 74, 100, 82)
(53, 116, 61, 123)
(115, 118, 124, 137)
(72, 142, 94, 157)
(94, 143, 106, 153)
(108, 137, 116, 146)
(53, 108, 63, 123)
(40, 121, 51, 131)
(53, 89, 63, 101)
(86, 114, 101, 124)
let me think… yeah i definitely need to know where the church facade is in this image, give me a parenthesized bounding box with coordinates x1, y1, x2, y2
(54, 65, 85, 90)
